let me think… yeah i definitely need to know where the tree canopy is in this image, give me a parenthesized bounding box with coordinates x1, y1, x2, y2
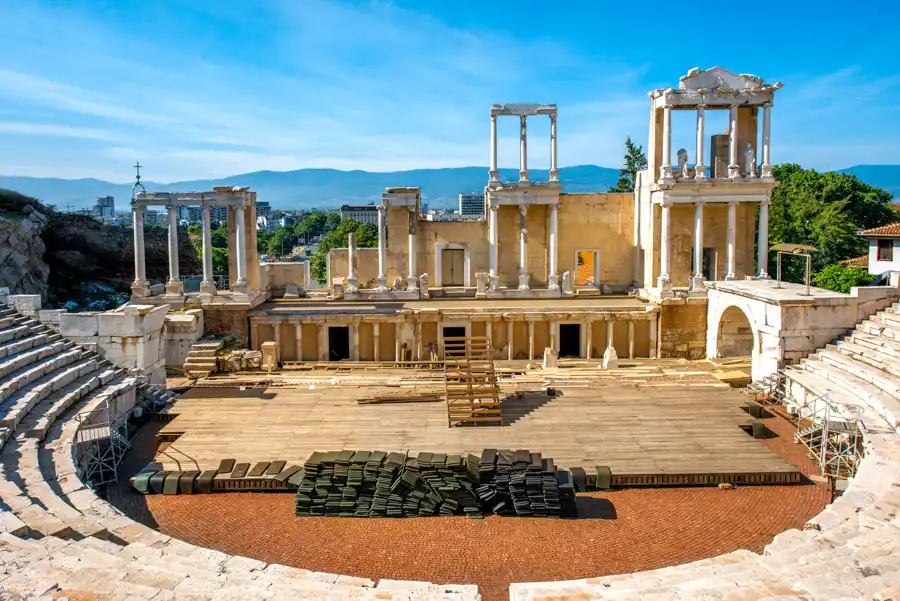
(811, 264, 875, 293)
(767, 164, 896, 282)
(311, 219, 378, 284)
(607, 136, 648, 193)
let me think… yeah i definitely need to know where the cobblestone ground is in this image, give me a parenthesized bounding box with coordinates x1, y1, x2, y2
(109, 410, 829, 601)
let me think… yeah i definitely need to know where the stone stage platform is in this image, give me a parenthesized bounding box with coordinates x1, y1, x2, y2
(154, 361, 800, 486)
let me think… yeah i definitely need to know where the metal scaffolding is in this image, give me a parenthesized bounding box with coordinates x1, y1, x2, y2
(793, 392, 865, 479)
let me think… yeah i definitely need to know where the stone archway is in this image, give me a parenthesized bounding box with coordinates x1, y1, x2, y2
(716, 305, 754, 358)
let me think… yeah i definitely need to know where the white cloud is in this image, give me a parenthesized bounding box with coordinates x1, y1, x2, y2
(0, 121, 121, 141)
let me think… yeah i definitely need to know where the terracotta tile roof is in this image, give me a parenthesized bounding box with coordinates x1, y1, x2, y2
(841, 255, 869, 268)
(857, 222, 900, 237)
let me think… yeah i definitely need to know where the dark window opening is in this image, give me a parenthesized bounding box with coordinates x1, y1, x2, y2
(328, 326, 350, 361)
(559, 323, 581, 358)
(878, 239, 893, 262)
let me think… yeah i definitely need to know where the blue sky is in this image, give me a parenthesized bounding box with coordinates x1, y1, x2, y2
(0, 0, 898, 182)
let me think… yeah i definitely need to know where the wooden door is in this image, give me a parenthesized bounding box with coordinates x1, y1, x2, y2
(442, 249, 465, 286)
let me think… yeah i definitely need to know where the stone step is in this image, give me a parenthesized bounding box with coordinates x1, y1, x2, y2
(184, 357, 217, 367)
(0, 340, 68, 380)
(0, 332, 50, 360)
(20, 365, 116, 440)
(783, 367, 869, 420)
(187, 348, 219, 358)
(859, 319, 900, 342)
(802, 359, 900, 428)
(0, 324, 30, 344)
(832, 340, 900, 379)
(192, 340, 225, 351)
(850, 331, 900, 356)
(0, 507, 29, 536)
(816, 349, 900, 399)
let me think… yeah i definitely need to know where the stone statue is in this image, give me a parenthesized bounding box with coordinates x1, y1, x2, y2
(744, 143, 756, 178)
(392, 277, 404, 291)
(715, 156, 725, 179)
(419, 273, 429, 299)
(331, 278, 344, 300)
(475, 272, 488, 296)
(561, 270, 572, 294)
(676, 149, 689, 178)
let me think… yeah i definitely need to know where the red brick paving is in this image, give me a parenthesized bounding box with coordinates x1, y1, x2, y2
(110, 410, 829, 601)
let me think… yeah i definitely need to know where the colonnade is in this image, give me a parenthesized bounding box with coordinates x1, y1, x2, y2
(250, 312, 658, 363)
(660, 102, 773, 181)
(131, 199, 250, 296)
(657, 199, 769, 289)
(488, 202, 560, 290)
(489, 112, 558, 184)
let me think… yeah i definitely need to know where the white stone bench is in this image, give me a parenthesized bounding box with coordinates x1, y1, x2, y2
(802, 359, 900, 428)
(21, 365, 118, 441)
(833, 339, 900, 379)
(0, 340, 68, 381)
(816, 349, 900, 399)
(0, 333, 49, 360)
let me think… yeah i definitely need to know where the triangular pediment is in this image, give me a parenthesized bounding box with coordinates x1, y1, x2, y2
(679, 66, 765, 91)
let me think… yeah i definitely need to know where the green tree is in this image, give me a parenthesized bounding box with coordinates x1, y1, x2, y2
(211, 226, 228, 249)
(607, 136, 648, 193)
(311, 219, 378, 284)
(212, 247, 229, 278)
(324, 211, 342, 233)
(811, 264, 875, 293)
(767, 164, 894, 282)
(266, 226, 297, 258)
(300, 212, 327, 239)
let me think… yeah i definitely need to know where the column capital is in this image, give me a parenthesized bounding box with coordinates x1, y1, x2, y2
(728, 200, 740, 206)
(377, 203, 387, 213)
(549, 113, 558, 120)
(489, 203, 499, 213)
(490, 113, 497, 122)
(520, 114, 527, 125)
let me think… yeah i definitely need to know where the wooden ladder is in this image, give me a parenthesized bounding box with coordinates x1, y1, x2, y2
(443, 336, 502, 427)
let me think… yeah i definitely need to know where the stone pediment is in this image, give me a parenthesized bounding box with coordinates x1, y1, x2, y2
(678, 66, 780, 91)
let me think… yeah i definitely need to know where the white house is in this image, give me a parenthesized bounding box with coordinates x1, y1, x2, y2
(858, 223, 900, 275)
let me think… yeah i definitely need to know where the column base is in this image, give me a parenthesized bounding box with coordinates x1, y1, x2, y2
(200, 281, 218, 295)
(518, 274, 530, 290)
(519, 170, 529, 182)
(164, 280, 184, 296)
(232, 279, 250, 294)
(347, 276, 359, 293)
(728, 165, 741, 179)
(693, 165, 708, 180)
(377, 276, 387, 291)
(723, 273, 737, 281)
(548, 273, 559, 290)
(689, 275, 707, 292)
(602, 346, 619, 370)
(757, 272, 771, 280)
(406, 275, 419, 291)
(489, 169, 499, 182)
(131, 281, 150, 298)
(488, 274, 499, 291)
(657, 275, 673, 291)
(549, 169, 559, 182)
(761, 164, 774, 179)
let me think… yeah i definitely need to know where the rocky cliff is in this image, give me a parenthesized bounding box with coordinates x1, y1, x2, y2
(0, 191, 51, 298)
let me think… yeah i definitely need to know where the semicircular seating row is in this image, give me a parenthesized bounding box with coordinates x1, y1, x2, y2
(0, 304, 478, 601)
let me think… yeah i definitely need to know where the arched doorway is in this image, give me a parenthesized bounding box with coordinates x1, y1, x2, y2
(717, 306, 754, 359)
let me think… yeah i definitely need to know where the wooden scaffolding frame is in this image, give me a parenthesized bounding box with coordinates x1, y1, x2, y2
(443, 336, 502, 427)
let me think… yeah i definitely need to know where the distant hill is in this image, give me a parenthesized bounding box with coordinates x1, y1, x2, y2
(1, 163, 896, 211)
(0, 166, 619, 211)
(836, 165, 900, 200)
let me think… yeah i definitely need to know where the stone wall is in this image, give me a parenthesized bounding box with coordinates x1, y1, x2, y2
(163, 309, 204, 367)
(657, 300, 708, 359)
(204, 307, 250, 346)
(58, 304, 169, 385)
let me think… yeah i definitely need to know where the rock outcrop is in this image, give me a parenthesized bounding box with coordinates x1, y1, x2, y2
(0, 204, 50, 299)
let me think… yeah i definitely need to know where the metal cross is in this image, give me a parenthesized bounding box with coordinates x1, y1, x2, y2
(134, 162, 142, 181)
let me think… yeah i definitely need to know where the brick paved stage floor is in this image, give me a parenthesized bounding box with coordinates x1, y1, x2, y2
(153, 362, 799, 484)
(110, 407, 829, 601)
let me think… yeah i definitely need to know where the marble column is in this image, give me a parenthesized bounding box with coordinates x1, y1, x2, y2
(234, 202, 248, 289)
(165, 205, 183, 295)
(661, 105, 673, 181)
(488, 204, 499, 290)
(527, 320, 535, 361)
(273, 321, 282, 362)
(725, 201, 737, 280)
(728, 105, 740, 178)
(486, 321, 493, 347)
(658, 203, 672, 289)
(549, 113, 559, 182)
(507, 320, 514, 360)
(649, 316, 658, 359)
(691, 202, 706, 291)
(548, 203, 559, 289)
(317, 323, 326, 362)
(518, 204, 529, 290)
(373, 322, 381, 362)
(131, 203, 148, 295)
(414, 321, 422, 361)
(350, 322, 359, 361)
(627, 320, 635, 359)
(489, 114, 499, 183)
(200, 203, 216, 294)
(376, 205, 387, 290)
(250, 322, 259, 351)
(519, 115, 529, 182)
(406, 209, 418, 291)
(603, 317, 618, 368)
(347, 232, 359, 292)
(585, 320, 593, 359)
(549, 321, 558, 353)
(294, 322, 303, 362)
(694, 106, 707, 180)
(395, 329, 402, 363)
(761, 103, 773, 178)
(758, 200, 770, 278)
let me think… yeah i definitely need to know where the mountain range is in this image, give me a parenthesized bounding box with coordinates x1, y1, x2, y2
(0, 164, 897, 211)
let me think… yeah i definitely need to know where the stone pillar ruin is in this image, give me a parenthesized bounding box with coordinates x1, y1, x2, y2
(660, 105, 673, 182)
(200, 203, 216, 295)
(376, 205, 387, 290)
(725, 201, 738, 280)
(489, 114, 499, 183)
(519, 115, 529, 182)
(518, 204, 529, 290)
(131, 203, 149, 297)
(549, 113, 559, 182)
(728, 105, 740, 178)
(695, 106, 707, 180)
(165, 205, 183, 296)
(658, 203, 672, 291)
(406, 209, 418, 291)
(758, 200, 770, 278)
(548, 203, 559, 289)
(347, 232, 359, 293)
(691, 202, 706, 292)
(761, 102, 773, 178)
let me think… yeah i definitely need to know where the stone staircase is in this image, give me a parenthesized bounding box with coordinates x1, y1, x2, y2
(0, 301, 479, 599)
(511, 302, 900, 599)
(182, 339, 224, 379)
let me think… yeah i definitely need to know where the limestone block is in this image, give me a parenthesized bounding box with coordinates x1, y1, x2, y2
(148, 283, 165, 296)
(59, 313, 100, 338)
(542, 347, 558, 369)
(8, 294, 42, 315)
(37, 309, 65, 326)
(261, 342, 277, 372)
